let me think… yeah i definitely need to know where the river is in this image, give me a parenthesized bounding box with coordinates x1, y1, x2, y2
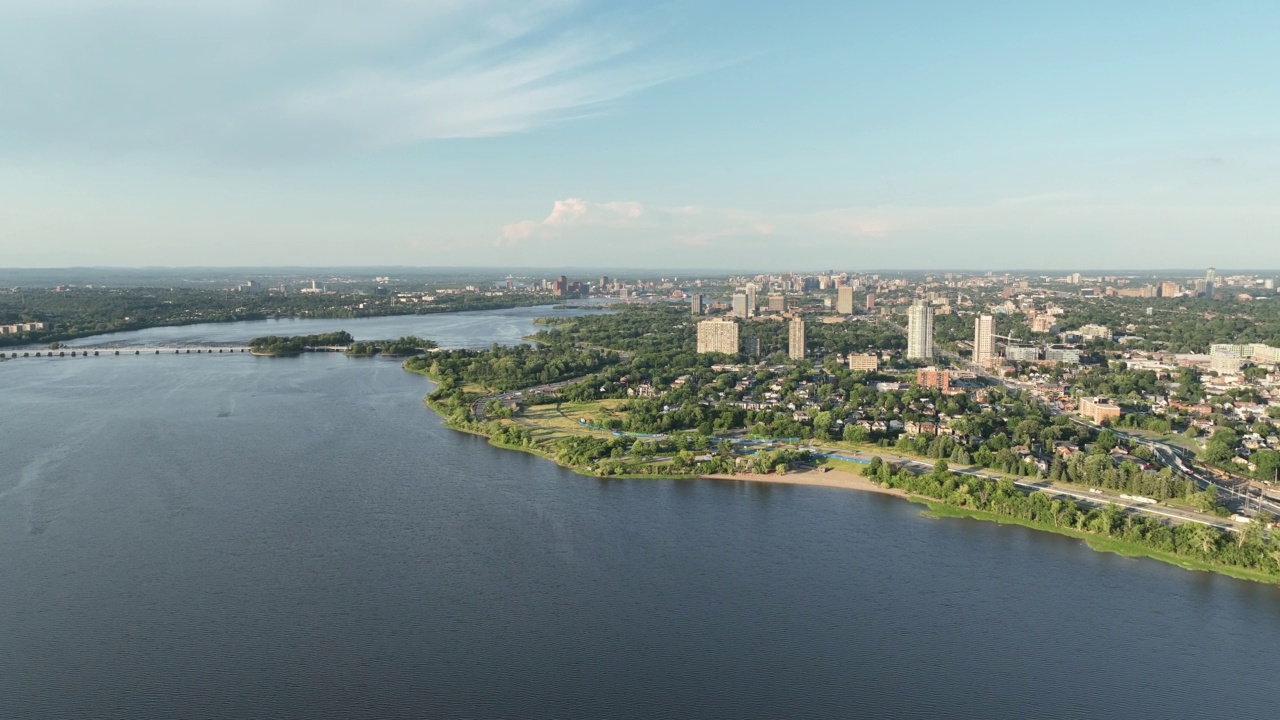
(1, 307, 1278, 719)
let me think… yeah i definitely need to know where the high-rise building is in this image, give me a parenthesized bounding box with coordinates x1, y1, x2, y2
(731, 292, 749, 318)
(746, 284, 757, 315)
(743, 336, 762, 356)
(696, 318, 740, 355)
(1159, 281, 1181, 298)
(906, 299, 934, 360)
(788, 318, 806, 360)
(973, 314, 995, 366)
(690, 293, 704, 316)
(1204, 267, 1217, 298)
(768, 295, 787, 313)
(865, 293, 876, 311)
(836, 286, 855, 315)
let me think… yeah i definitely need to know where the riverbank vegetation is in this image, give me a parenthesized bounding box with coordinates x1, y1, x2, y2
(866, 457, 1280, 583)
(346, 336, 437, 357)
(406, 343, 618, 394)
(247, 331, 353, 356)
(0, 286, 555, 347)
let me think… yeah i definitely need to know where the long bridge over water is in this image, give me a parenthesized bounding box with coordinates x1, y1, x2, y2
(2, 345, 354, 359)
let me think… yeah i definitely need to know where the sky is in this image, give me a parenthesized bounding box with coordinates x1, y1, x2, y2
(1, 0, 1278, 270)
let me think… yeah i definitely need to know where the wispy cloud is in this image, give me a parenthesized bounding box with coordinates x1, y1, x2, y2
(498, 197, 901, 249)
(492, 194, 1280, 268)
(0, 0, 699, 160)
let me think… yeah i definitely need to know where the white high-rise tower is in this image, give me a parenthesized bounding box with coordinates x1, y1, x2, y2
(788, 318, 806, 360)
(973, 314, 995, 366)
(907, 299, 935, 360)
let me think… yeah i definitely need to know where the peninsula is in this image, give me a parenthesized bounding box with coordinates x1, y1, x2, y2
(409, 271, 1280, 585)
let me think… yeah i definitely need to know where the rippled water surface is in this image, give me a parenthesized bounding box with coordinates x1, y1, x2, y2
(2, 309, 1279, 719)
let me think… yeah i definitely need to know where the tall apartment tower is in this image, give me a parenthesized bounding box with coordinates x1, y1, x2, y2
(690, 293, 704, 316)
(836, 286, 855, 315)
(745, 284, 758, 316)
(788, 318, 806, 360)
(731, 292, 749, 318)
(865, 292, 876, 311)
(1205, 267, 1217, 298)
(973, 314, 995, 366)
(696, 318, 739, 355)
(906, 299, 935, 360)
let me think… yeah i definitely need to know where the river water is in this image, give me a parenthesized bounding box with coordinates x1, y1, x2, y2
(1, 308, 1278, 719)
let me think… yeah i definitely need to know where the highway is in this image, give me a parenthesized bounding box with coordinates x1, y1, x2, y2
(814, 446, 1240, 532)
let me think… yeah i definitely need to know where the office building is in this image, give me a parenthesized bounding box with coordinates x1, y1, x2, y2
(906, 299, 934, 360)
(1209, 352, 1244, 374)
(731, 292, 749, 319)
(696, 318, 740, 355)
(744, 284, 758, 316)
(1079, 397, 1122, 425)
(690, 293, 704, 316)
(1044, 346, 1081, 364)
(1005, 345, 1040, 362)
(1077, 324, 1111, 341)
(836, 286, 855, 315)
(973, 314, 995, 366)
(1205, 267, 1217, 298)
(847, 353, 879, 372)
(788, 318, 806, 360)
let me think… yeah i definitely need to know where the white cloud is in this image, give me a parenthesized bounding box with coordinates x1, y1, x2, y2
(0, 0, 697, 159)
(492, 195, 1280, 269)
(499, 198, 900, 249)
(500, 197, 647, 244)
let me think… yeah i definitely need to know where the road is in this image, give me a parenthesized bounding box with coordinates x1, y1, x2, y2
(812, 446, 1240, 532)
(920, 332, 1280, 518)
(471, 376, 594, 421)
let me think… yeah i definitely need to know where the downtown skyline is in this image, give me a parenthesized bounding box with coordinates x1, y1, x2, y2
(3, 1, 1279, 269)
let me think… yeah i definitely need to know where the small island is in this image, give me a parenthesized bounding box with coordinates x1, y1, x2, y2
(248, 331, 355, 356)
(346, 336, 438, 357)
(248, 332, 437, 357)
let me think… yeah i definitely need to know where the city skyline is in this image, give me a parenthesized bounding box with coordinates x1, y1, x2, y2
(3, 1, 1280, 269)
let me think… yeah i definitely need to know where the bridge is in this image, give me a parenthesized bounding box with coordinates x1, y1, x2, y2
(3, 346, 255, 358)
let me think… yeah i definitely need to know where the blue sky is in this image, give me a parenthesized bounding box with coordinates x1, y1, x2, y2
(1, 0, 1277, 269)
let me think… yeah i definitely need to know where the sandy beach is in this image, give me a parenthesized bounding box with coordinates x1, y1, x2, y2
(701, 467, 908, 499)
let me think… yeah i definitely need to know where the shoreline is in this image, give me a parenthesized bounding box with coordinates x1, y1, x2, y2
(0, 300, 566, 351)
(701, 468, 907, 498)
(410, 372, 1280, 586)
(692, 468, 1279, 585)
